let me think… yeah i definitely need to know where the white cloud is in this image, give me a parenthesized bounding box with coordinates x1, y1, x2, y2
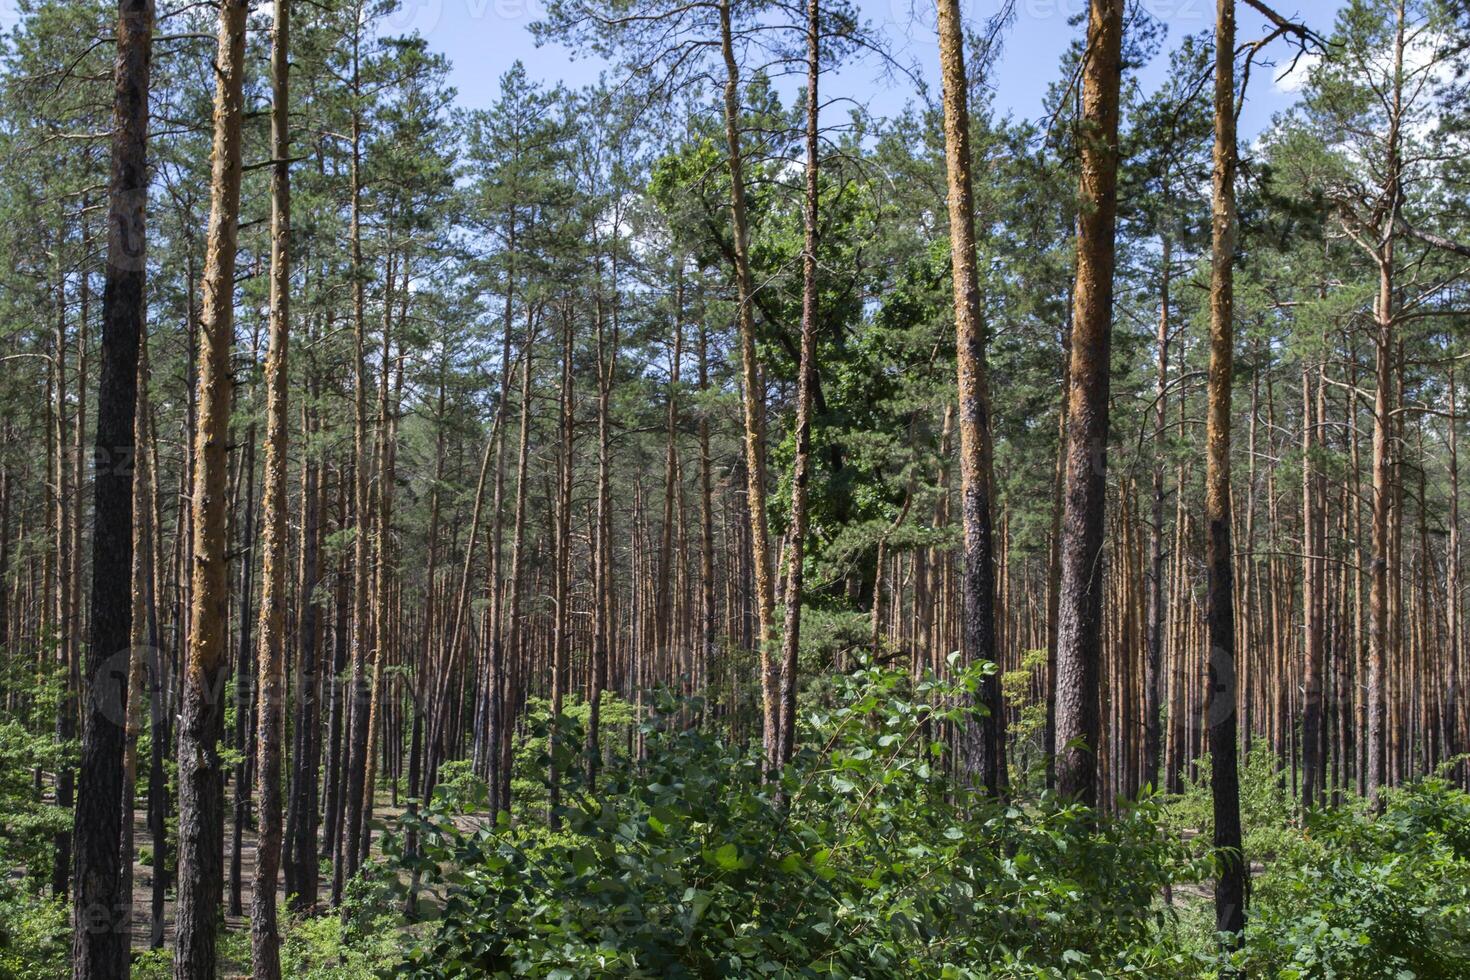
(1273, 52, 1319, 94)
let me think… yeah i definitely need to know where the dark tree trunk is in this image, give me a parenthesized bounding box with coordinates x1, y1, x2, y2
(284, 439, 320, 912)
(1207, 0, 1245, 938)
(1144, 243, 1169, 793)
(718, 0, 778, 756)
(325, 522, 350, 906)
(71, 0, 152, 973)
(229, 420, 256, 917)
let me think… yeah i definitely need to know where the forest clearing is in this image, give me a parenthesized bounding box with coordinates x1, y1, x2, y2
(2, 0, 1470, 974)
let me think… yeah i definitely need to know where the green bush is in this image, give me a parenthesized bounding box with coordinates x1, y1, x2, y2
(388, 658, 1194, 978)
(279, 874, 405, 979)
(511, 693, 639, 805)
(1236, 779, 1470, 979)
(0, 888, 67, 980)
(1165, 739, 1300, 865)
(433, 759, 490, 814)
(128, 948, 172, 980)
(0, 720, 72, 881)
(0, 719, 73, 980)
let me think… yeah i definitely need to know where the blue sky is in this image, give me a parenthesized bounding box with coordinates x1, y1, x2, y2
(383, 0, 1344, 134)
(0, 0, 1343, 133)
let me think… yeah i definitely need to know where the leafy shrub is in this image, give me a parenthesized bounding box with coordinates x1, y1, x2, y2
(433, 759, 489, 814)
(279, 874, 405, 979)
(0, 720, 72, 880)
(511, 693, 638, 805)
(1237, 779, 1470, 978)
(0, 719, 72, 980)
(0, 888, 67, 980)
(1165, 740, 1298, 862)
(388, 658, 1193, 978)
(128, 948, 172, 980)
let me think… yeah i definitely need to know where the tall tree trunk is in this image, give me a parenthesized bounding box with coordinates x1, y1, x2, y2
(1448, 365, 1463, 784)
(1302, 356, 1324, 808)
(252, 1, 290, 970)
(51, 240, 74, 901)
(1045, 314, 1071, 790)
(121, 333, 157, 956)
(343, 21, 373, 882)
(936, 0, 1006, 792)
(174, 1, 247, 973)
(284, 407, 320, 912)
(1053, 0, 1123, 806)
(1207, 0, 1245, 938)
(549, 310, 574, 822)
(499, 315, 538, 815)
(479, 220, 521, 783)
(324, 485, 350, 905)
(229, 418, 256, 917)
(657, 278, 682, 701)
(1144, 240, 1169, 792)
(358, 253, 400, 868)
(1367, 0, 1405, 804)
(587, 281, 617, 777)
(401, 370, 443, 915)
(147, 400, 169, 948)
(72, 0, 152, 972)
(697, 316, 716, 724)
(776, 0, 820, 767)
(718, 0, 777, 757)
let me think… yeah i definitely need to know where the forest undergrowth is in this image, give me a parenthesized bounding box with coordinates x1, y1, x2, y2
(7, 659, 1465, 979)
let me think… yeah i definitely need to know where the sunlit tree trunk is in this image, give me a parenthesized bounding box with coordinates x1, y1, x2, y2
(935, 0, 1006, 792)
(1366, 0, 1406, 804)
(343, 10, 373, 882)
(1053, 0, 1123, 806)
(1302, 356, 1324, 809)
(252, 0, 290, 969)
(776, 0, 820, 767)
(718, 0, 777, 757)
(174, 0, 247, 972)
(549, 310, 574, 821)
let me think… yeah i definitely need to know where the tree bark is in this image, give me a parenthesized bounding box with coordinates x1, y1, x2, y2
(71, 0, 152, 972)
(1207, 0, 1245, 938)
(718, 0, 778, 758)
(588, 277, 618, 778)
(1302, 356, 1324, 809)
(1367, 0, 1405, 805)
(1144, 240, 1169, 792)
(936, 0, 1006, 792)
(1053, 0, 1123, 806)
(498, 314, 538, 815)
(343, 18, 373, 881)
(252, 0, 290, 970)
(174, 0, 247, 973)
(120, 326, 158, 961)
(229, 419, 256, 917)
(776, 0, 820, 767)
(549, 309, 574, 821)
